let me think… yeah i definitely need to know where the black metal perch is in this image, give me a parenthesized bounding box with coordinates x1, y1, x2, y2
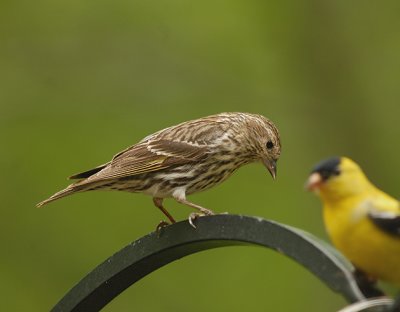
(51, 214, 394, 312)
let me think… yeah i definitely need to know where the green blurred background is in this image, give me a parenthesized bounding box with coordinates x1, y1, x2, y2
(1, 1, 399, 311)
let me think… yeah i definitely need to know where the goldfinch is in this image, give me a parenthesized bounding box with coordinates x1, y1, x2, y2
(306, 157, 400, 286)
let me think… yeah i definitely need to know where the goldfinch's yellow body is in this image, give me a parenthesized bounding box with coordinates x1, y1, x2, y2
(307, 157, 400, 285)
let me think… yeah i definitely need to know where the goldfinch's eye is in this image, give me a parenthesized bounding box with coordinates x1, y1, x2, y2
(266, 141, 274, 150)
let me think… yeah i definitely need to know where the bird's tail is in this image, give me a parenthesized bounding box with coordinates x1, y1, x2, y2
(36, 184, 86, 208)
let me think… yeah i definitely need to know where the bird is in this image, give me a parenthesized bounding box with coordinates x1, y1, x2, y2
(37, 112, 281, 227)
(306, 157, 400, 286)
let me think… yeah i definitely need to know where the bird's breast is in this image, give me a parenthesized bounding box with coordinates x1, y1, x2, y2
(323, 199, 400, 285)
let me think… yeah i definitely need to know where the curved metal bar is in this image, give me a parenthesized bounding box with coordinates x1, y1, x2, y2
(338, 298, 394, 312)
(52, 214, 369, 312)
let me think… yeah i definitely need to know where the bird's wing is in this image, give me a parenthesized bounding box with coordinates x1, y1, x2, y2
(69, 163, 109, 179)
(78, 140, 209, 183)
(367, 198, 400, 237)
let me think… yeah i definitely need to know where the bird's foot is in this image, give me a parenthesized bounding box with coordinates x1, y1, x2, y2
(188, 213, 203, 228)
(188, 209, 214, 228)
(354, 268, 385, 298)
(156, 220, 170, 236)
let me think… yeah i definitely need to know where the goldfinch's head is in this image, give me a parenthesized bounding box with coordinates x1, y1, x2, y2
(306, 157, 371, 201)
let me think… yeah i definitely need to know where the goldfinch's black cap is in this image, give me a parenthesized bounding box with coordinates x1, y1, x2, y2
(311, 157, 341, 180)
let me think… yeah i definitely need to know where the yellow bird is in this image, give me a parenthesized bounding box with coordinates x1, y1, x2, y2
(306, 157, 400, 286)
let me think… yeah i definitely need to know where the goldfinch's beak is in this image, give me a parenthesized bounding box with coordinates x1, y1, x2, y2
(306, 172, 323, 191)
(263, 159, 277, 180)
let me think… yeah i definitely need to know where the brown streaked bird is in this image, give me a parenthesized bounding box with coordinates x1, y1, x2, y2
(37, 112, 281, 227)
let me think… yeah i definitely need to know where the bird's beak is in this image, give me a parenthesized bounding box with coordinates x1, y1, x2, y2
(306, 172, 323, 191)
(263, 159, 277, 180)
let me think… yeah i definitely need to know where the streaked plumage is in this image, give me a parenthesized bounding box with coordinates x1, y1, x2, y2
(307, 157, 400, 286)
(37, 112, 281, 226)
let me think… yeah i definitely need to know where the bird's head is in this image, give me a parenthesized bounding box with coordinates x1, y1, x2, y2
(306, 156, 372, 201)
(245, 114, 281, 180)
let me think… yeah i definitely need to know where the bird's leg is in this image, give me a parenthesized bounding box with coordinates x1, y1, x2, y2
(173, 195, 214, 228)
(153, 198, 176, 232)
(353, 268, 385, 298)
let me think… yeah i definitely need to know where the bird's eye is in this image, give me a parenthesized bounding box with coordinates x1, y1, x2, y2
(333, 169, 341, 176)
(266, 140, 274, 150)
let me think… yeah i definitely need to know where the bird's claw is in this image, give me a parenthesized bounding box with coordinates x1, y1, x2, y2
(188, 213, 203, 228)
(156, 220, 170, 236)
(188, 210, 214, 228)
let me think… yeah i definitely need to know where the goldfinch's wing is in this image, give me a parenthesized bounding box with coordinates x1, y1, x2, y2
(367, 199, 400, 237)
(75, 140, 209, 183)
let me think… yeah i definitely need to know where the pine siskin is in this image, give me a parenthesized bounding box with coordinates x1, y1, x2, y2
(37, 112, 281, 227)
